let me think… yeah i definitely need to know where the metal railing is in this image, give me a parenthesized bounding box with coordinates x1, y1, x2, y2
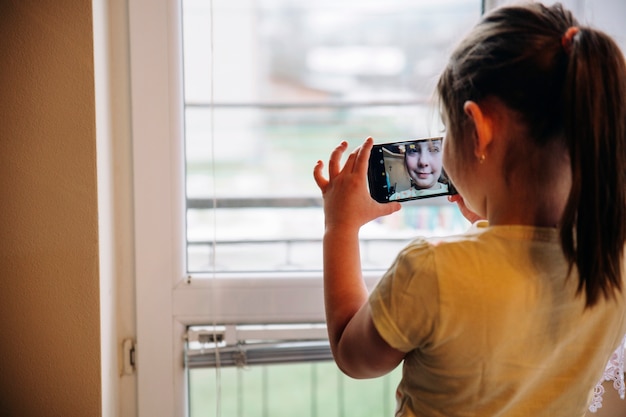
(186, 196, 456, 273)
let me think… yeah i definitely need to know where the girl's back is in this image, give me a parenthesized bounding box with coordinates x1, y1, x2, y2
(371, 223, 626, 416)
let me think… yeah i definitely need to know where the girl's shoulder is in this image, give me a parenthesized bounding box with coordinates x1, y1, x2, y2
(430, 221, 561, 246)
(401, 222, 562, 267)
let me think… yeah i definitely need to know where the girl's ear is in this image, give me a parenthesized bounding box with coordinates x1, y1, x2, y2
(463, 100, 494, 160)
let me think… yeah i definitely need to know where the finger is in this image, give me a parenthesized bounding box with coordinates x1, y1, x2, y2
(353, 137, 374, 174)
(313, 160, 329, 190)
(381, 201, 402, 216)
(342, 146, 360, 173)
(447, 194, 484, 223)
(448, 194, 462, 203)
(343, 137, 372, 174)
(328, 141, 349, 178)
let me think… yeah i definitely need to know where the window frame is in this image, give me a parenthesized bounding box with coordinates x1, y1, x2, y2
(129, 0, 186, 414)
(128, 2, 385, 415)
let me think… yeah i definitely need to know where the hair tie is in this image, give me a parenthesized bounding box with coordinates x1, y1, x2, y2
(561, 26, 580, 54)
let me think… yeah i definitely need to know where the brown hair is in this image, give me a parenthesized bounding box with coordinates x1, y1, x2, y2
(437, 3, 626, 307)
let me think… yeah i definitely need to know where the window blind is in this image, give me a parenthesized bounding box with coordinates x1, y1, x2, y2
(186, 324, 332, 368)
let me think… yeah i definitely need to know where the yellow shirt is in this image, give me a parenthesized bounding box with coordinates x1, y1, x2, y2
(370, 222, 626, 417)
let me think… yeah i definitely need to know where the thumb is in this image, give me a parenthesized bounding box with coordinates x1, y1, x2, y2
(381, 201, 402, 216)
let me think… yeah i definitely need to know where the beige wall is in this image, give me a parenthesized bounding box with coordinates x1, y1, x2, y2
(0, 1, 102, 415)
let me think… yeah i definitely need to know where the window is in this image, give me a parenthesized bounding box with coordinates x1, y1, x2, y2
(179, 2, 478, 413)
(182, 0, 477, 274)
(129, 0, 480, 416)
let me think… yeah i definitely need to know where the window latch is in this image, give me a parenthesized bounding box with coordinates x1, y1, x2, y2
(122, 338, 136, 375)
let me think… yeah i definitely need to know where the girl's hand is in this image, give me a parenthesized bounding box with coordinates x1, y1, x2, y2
(313, 138, 406, 378)
(313, 137, 401, 231)
(448, 193, 484, 224)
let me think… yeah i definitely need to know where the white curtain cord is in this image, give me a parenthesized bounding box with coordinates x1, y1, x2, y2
(206, 0, 222, 416)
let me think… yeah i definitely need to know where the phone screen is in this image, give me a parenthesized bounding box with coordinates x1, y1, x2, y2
(367, 137, 456, 203)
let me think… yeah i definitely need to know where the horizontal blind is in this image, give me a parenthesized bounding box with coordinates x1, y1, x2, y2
(186, 324, 332, 368)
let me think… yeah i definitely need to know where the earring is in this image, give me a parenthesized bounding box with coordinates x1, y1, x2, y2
(478, 154, 486, 164)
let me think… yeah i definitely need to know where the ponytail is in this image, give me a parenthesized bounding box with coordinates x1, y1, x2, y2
(560, 27, 626, 307)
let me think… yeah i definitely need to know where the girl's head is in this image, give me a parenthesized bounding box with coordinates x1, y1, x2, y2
(437, 2, 626, 306)
(404, 139, 443, 190)
(438, 3, 577, 149)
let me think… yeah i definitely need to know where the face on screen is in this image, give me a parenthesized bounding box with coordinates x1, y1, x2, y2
(403, 138, 443, 190)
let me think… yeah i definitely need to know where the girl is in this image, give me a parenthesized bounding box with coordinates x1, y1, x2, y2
(313, 2, 626, 416)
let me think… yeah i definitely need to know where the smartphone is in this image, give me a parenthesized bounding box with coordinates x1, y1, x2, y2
(367, 137, 457, 203)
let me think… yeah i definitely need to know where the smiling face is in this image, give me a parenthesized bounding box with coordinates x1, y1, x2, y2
(404, 139, 443, 189)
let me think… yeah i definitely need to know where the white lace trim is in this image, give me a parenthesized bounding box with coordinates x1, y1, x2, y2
(589, 333, 626, 412)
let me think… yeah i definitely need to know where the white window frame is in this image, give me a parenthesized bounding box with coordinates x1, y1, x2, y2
(129, 0, 186, 415)
(128, 2, 388, 416)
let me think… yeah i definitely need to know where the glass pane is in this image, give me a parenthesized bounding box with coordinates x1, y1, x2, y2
(185, 105, 438, 199)
(189, 362, 401, 417)
(182, 0, 481, 273)
(187, 204, 468, 272)
(182, 0, 479, 104)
